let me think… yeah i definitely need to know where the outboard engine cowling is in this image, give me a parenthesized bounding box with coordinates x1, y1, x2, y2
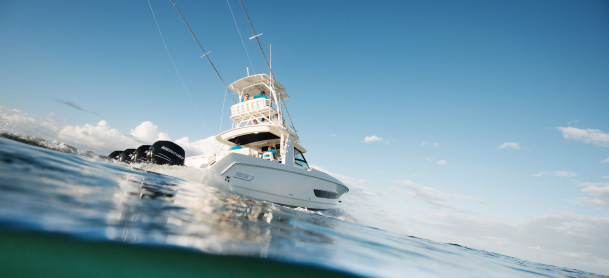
(108, 151, 123, 160)
(132, 145, 151, 163)
(118, 149, 136, 163)
(148, 141, 185, 166)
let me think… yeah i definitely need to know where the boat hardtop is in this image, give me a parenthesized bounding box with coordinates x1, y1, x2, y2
(229, 74, 289, 100)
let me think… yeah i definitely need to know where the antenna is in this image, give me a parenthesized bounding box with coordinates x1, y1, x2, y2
(270, 43, 272, 72)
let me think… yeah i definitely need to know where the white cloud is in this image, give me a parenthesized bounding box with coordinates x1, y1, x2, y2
(312, 165, 387, 206)
(576, 182, 609, 187)
(581, 198, 609, 208)
(581, 185, 609, 199)
(497, 142, 520, 150)
(453, 193, 485, 204)
(363, 135, 384, 143)
(390, 179, 483, 212)
(437, 160, 446, 166)
(305, 164, 608, 274)
(562, 198, 583, 206)
(603, 175, 609, 179)
(426, 157, 433, 162)
(297, 167, 609, 274)
(58, 120, 142, 153)
(174, 136, 220, 157)
(130, 121, 170, 143)
(600, 157, 609, 163)
(557, 127, 609, 147)
(532, 171, 576, 177)
(554, 171, 577, 177)
(421, 142, 439, 147)
(310, 165, 403, 228)
(413, 212, 609, 274)
(573, 181, 609, 208)
(392, 179, 461, 211)
(0, 105, 218, 157)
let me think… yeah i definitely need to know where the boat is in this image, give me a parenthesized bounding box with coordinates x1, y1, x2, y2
(184, 74, 349, 209)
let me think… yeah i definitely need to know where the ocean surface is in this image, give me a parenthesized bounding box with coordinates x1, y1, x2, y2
(0, 136, 606, 278)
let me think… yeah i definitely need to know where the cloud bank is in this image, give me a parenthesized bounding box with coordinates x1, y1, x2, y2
(0, 105, 218, 156)
(557, 127, 609, 147)
(532, 171, 576, 177)
(384, 178, 609, 274)
(574, 181, 609, 208)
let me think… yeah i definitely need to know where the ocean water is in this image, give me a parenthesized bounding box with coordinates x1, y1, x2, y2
(0, 136, 605, 278)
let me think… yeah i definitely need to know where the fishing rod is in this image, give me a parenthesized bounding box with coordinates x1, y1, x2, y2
(237, 0, 297, 134)
(170, 0, 237, 103)
(238, 0, 272, 78)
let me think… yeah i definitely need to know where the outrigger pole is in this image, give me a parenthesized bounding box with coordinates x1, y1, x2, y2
(170, 0, 237, 103)
(239, 0, 271, 77)
(238, 0, 298, 134)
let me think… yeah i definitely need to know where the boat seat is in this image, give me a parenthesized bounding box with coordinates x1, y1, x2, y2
(262, 152, 275, 161)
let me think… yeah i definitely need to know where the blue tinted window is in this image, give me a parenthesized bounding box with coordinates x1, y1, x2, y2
(314, 189, 338, 199)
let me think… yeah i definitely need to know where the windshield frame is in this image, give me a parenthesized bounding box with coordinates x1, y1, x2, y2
(294, 148, 310, 170)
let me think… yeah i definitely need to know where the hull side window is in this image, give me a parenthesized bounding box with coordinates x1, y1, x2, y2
(314, 189, 338, 199)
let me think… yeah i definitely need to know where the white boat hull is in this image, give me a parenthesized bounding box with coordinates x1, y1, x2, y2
(206, 153, 348, 210)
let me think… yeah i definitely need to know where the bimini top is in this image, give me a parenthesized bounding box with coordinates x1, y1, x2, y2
(229, 74, 289, 100)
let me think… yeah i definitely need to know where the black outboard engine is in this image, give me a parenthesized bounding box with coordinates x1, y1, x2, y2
(108, 151, 123, 160)
(148, 141, 185, 166)
(118, 149, 136, 163)
(131, 145, 151, 163)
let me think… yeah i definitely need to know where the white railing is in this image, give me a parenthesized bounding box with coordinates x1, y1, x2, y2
(230, 98, 274, 117)
(230, 98, 281, 126)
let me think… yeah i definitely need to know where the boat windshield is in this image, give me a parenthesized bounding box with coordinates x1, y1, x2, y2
(294, 148, 309, 170)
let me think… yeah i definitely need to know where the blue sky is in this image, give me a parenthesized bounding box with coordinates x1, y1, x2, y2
(1, 0, 609, 275)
